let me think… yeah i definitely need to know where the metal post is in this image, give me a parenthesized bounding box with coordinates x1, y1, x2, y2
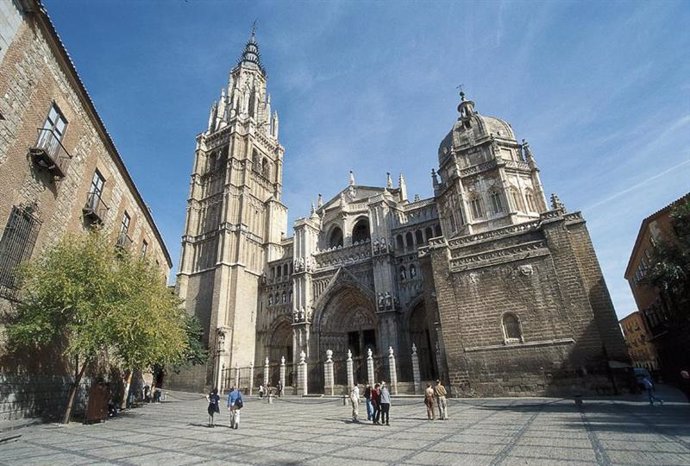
(249, 362, 254, 396)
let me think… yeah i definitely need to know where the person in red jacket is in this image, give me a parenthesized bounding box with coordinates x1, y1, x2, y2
(371, 383, 381, 425)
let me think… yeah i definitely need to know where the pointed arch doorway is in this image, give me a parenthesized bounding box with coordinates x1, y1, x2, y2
(312, 282, 377, 390)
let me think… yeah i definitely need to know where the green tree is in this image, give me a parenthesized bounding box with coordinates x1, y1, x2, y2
(644, 199, 690, 317)
(6, 232, 189, 424)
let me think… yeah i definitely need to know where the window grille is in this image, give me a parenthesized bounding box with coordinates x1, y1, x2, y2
(0, 206, 41, 297)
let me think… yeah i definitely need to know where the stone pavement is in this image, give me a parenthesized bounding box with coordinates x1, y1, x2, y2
(0, 389, 689, 465)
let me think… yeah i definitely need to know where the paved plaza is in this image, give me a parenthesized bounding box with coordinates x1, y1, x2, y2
(1, 389, 689, 465)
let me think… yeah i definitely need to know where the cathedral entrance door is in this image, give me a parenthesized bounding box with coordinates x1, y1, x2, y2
(312, 283, 377, 391)
(267, 318, 293, 387)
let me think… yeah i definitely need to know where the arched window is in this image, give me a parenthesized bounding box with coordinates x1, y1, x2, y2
(502, 313, 522, 343)
(288, 290, 292, 303)
(434, 224, 442, 237)
(277, 266, 282, 278)
(329, 227, 343, 248)
(425, 227, 434, 242)
(405, 232, 414, 250)
(208, 152, 218, 172)
(409, 264, 417, 279)
(399, 266, 407, 280)
(490, 191, 503, 214)
(282, 292, 287, 303)
(261, 158, 270, 179)
(283, 263, 288, 277)
(352, 218, 371, 243)
(525, 190, 536, 212)
(510, 188, 523, 211)
(415, 230, 424, 245)
(470, 196, 483, 219)
(396, 235, 404, 251)
(252, 150, 259, 171)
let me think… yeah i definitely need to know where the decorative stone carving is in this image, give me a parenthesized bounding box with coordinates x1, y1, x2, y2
(299, 350, 306, 364)
(518, 264, 534, 276)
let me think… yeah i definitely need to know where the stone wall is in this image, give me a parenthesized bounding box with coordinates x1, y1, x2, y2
(429, 210, 630, 397)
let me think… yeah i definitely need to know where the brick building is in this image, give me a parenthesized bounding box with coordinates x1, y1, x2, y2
(174, 32, 630, 397)
(619, 311, 658, 372)
(0, 0, 171, 420)
(624, 193, 690, 383)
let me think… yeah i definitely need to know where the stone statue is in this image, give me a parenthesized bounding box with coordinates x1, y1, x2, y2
(326, 349, 333, 362)
(299, 350, 306, 364)
(412, 343, 417, 355)
(388, 346, 394, 356)
(281, 356, 285, 365)
(384, 292, 392, 310)
(367, 348, 373, 358)
(347, 349, 352, 360)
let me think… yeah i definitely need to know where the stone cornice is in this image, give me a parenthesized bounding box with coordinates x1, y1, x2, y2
(449, 240, 550, 271)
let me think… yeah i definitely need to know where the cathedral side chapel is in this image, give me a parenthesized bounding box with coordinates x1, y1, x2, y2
(174, 31, 629, 396)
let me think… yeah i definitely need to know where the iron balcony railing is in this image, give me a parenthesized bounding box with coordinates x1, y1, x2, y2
(83, 192, 108, 225)
(116, 231, 133, 250)
(29, 128, 71, 179)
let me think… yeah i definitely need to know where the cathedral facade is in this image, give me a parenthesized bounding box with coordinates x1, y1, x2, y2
(175, 32, 629, 396)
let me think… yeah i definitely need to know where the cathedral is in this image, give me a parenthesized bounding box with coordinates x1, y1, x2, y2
(173, 31, 630, 396)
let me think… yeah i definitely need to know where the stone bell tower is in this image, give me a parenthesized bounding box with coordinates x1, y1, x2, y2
(176, 28, 287, 387)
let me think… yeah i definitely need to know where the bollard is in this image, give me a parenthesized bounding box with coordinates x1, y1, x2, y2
(342, 395, 347, 406)
(268, 393, 274, 404)
(573, 394, 583, 407)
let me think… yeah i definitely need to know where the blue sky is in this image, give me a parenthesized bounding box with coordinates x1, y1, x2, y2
(43, 0, 690, 320)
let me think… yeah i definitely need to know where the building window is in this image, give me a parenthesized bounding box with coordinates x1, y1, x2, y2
(396, 235, 404, 250)
(261, 158, 270, 179)
(352, 218, 370, 243)
(490, 191, 503, 214)
(399, 266, 407, 280)
(329, 227, 343, 248)
(409, 264, 417, 279)
(141, 240, 148, 257)
(117, 212, 131, 249)
(415, 230, 424, 245)
(38, 103, 67, 148)
(0, 206, 40, 293)
(405, 232, 414, 250)
(502, 313, 522, 343)
(87, 170, 105, 209)
(470, 196, 483, 219)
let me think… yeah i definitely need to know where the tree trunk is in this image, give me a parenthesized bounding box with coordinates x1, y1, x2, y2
(120, 370, 133, 410)
(63, 358, 88, 424)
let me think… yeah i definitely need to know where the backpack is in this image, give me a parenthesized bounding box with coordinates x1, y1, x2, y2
(235, 397, 243, 409)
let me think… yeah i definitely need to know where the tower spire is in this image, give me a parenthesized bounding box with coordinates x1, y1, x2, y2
(238, 22, 266, 76)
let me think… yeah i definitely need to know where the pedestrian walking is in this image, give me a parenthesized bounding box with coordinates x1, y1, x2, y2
(379, 381, 391, 426)
(350, 383, 360, 422)
(371, 383, 381, 424)
(424, 383, 436, 420)
(277, 380, 283, 397)
(258, 384, 265, 399)
(434, 379, 448, 420)
(642, 377, 663, 406)
(206, 388, 221, 427)
(227, 386, 244, 429)
(364, 383, 373, 421)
